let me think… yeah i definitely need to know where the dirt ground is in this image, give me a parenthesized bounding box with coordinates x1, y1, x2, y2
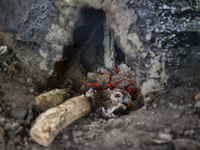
(0, 49, 200, 150)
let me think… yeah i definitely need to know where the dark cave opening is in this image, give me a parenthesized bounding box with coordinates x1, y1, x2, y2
(80, 9, 104, 72)
(78, 8, 125, 72)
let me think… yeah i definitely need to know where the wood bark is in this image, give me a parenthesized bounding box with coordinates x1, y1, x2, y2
(30, 94, 91, 147)
(35, 88, 71, 111)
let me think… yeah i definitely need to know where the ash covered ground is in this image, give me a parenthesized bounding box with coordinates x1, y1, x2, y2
(0, 46, 200, 150)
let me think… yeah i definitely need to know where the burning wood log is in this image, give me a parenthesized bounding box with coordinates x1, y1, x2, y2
(30, 95, 91, 147)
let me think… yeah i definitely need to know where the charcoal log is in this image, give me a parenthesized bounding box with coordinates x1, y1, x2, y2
(30, 94, 91, 147)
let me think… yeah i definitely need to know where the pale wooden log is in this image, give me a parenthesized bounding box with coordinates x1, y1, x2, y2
(30, 94, 91, 147)
(35, 89, 71, 111)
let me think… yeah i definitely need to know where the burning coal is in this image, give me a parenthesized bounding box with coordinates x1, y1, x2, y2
(85, 63, 144, 117)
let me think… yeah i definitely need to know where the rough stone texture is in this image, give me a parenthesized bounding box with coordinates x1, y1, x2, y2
(0, 0, 58, 87)
(0, 0, 141, 88)
(0, 0, 200, 94)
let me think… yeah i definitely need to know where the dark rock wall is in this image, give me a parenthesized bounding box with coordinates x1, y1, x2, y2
(126, 0, 200, 94)
(0, 0, 56, 42)
(0, 0, 58, 85)
(80, 9, 105, 72)
(0, 0, 200, 94)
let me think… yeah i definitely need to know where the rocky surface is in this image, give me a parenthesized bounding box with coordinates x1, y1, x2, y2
(0, 0, 200, 149)
(0, 0, 199, 95)
(0, 46, 200, 150)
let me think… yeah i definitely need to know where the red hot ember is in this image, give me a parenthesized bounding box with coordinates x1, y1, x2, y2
(86, 83, 98, 86)
(86, 67, 136, 91)
(85, 64, 143, 118)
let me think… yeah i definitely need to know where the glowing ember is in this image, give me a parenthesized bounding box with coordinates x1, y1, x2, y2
(117, 79, 135, 86)
(100, 72, 106, 75)
(108, 82, 112, 87)
(100, 72, 113, 76)
(86, 83, 98, 86)
(99, 68, 120, 77)
(93, 83, 98, 86)
(86, 67, 135, 91)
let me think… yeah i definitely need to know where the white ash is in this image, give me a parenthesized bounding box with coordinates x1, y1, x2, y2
(85, 88, 96, 100)
(85, 88, 96, 108)
(0, 46, 8, 55)
(102, 102, 127, 117)
(102, 87, 132, 117)
(110, 87, 132, 105)
(117, 63, 131, 75)
(85, 87, 132, 117)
